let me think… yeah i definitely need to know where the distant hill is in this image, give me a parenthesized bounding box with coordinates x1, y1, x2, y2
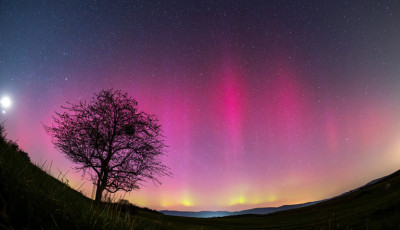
(161, 201, 321, 218)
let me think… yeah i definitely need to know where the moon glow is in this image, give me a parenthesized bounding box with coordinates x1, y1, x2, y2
(1, 96, 12, 113)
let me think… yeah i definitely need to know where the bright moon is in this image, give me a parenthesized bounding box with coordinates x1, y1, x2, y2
(0, 96, 12, 109)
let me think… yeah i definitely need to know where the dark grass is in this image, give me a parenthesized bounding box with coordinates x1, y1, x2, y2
(0, 129, 399, 229)
(0, 132, 167, 230)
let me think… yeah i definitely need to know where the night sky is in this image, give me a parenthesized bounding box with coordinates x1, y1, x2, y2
(1, 1, 400, 211)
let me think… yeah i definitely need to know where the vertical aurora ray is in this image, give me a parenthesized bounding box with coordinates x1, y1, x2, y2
(216, 58, 246, 162)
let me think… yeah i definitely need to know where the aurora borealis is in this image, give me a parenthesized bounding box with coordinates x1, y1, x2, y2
(1, 1, 400, 211)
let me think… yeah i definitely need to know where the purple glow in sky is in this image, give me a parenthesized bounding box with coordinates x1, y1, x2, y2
(1, 1, 400, 211)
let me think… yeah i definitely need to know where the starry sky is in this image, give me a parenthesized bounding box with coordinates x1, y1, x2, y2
(1, 0, 400, 211)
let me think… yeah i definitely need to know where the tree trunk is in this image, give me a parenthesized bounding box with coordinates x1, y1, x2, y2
(95, 182, 104, 202)
(95, 169, 109, 202)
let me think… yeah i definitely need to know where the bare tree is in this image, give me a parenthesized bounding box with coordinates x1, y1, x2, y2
(45, 89, 170, 202)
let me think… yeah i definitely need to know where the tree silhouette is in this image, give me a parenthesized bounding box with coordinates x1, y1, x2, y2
(45, 89, 170, 202)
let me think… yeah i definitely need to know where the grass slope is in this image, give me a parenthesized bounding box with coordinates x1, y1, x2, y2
(0, 138, 166, 229)
(0, 131, 399, 229)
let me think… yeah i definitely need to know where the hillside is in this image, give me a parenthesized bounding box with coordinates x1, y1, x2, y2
(0, 130, 167, 230)
(0, 129, 400, 229)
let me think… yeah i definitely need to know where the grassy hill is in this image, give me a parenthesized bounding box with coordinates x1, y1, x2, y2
(0, 127, 399, 229)
(0, 128, 168, 230)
